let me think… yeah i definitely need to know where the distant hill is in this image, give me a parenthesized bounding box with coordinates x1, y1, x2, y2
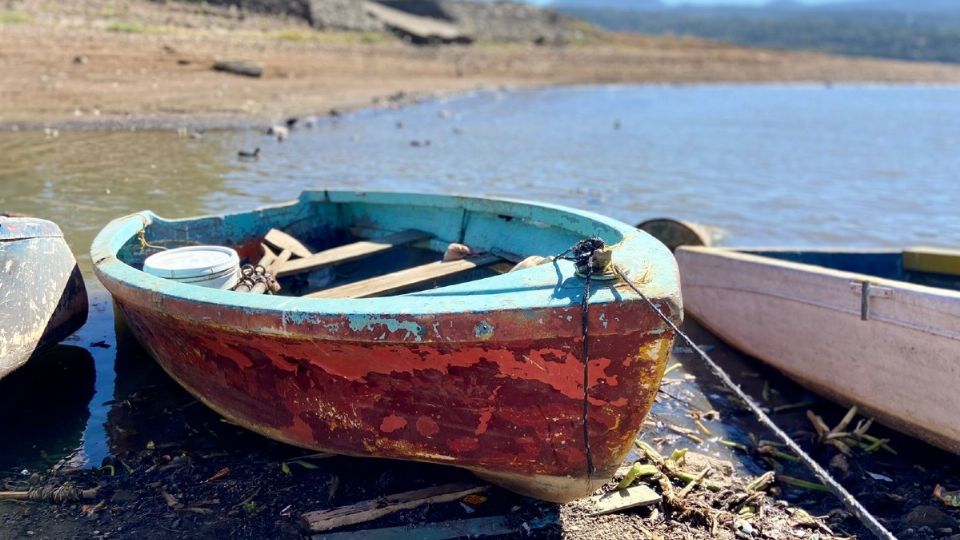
(823, 0, 960, 13)
(552, 0, 662, 9)
(553, 0, 960, 14)
(556, 0, 960, 64)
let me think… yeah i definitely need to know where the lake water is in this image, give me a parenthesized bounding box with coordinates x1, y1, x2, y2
(1, 85, 958, 527)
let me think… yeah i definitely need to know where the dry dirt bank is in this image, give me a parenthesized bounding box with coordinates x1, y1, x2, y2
(2, 0, 960, 129)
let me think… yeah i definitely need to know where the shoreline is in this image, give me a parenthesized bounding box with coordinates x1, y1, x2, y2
(5, 0, 960, 133)
(6, 80, 960, 133)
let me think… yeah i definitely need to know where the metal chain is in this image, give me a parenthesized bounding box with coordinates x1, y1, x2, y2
(613, 264, 897, 540)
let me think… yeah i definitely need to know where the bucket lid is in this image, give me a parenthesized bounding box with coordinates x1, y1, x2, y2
(143, 245, 240, 280)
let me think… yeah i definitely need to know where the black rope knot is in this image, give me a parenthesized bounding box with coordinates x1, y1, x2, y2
(570, 237, 614, 279)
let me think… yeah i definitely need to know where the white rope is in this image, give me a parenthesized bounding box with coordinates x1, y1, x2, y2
(614, 265, 898, 540)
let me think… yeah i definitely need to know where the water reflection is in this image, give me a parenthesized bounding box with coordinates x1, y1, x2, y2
(0, 131, 236, 272)
(0, 346, 95, 471)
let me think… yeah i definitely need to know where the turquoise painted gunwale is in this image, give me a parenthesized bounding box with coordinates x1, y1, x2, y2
(91, 191, 680, 339)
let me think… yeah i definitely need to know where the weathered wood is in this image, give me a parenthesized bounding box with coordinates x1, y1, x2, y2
(301, 483, 486, 533)
(311, 515, 519, 540)
(277, 230, 431, 278)
(589, 485, 661, 516)
(305, 254, 500, 299)
(269, 249, 293, 275)
(259, 243, 277, 268)
(264, 229, 312, 259)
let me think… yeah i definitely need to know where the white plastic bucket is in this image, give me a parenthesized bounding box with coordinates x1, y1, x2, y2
(143, 246, 241, 290)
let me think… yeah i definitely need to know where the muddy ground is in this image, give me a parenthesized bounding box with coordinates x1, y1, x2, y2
(4, 0, 960, 130)
(5, 311, 959, 540)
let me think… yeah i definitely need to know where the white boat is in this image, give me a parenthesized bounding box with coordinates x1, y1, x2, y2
(0, 216, 87, 379)
(675, 245, 960, 453)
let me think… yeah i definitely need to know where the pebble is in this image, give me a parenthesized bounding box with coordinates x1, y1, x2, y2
(828, 453, 849, 475)
(904, 505, 957, 530)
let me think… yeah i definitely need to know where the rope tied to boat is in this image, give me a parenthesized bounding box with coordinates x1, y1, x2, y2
(556, 238, 617, 478)
(137, 226, 167, 252)
(24, 483, 93, 503)
(613, 264, 898, 540)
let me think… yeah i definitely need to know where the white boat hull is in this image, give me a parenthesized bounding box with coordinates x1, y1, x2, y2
(0, 217, 87, 379)
(676, 246, 960, 453)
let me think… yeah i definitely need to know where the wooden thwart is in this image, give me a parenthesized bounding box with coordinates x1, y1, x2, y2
(264, 229, 313, 259)
(277, 230, 431, 278)
(301, 483, 486, 533)
(306, 253, 501, 299)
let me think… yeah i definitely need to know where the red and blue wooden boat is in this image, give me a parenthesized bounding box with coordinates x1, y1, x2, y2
(91, 191, 681, 502)
(1, 216, 87, 379)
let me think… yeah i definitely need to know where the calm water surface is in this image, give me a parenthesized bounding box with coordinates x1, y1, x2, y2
(1, 84, 958, 475)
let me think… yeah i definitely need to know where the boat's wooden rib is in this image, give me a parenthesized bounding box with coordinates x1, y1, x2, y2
(277, 229, 431, 278)
(306, 253, 501, 299)
(264, 228, 313, 259)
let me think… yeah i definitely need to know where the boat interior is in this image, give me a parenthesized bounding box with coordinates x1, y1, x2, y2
(748, 248, 960, 291)
(115, 192, 626, 299)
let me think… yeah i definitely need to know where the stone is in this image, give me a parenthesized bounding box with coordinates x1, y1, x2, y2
(378, 0, 594, 44)
(903, 505, 957, 530)
(307, 0, 381, 31)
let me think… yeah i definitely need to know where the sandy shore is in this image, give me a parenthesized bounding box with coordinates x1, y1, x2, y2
(3, 0, 960, 130)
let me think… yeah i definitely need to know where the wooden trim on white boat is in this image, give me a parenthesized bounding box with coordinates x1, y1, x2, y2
(903, 247, 960, 277)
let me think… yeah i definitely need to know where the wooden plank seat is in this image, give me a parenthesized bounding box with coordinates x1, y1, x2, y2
(306, 253, 502, 299)
(275, 229, 431, 278)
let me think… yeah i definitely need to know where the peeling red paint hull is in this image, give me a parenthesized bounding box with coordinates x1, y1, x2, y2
(91, 192, 682, 502)
(111, 292, 674, 502)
